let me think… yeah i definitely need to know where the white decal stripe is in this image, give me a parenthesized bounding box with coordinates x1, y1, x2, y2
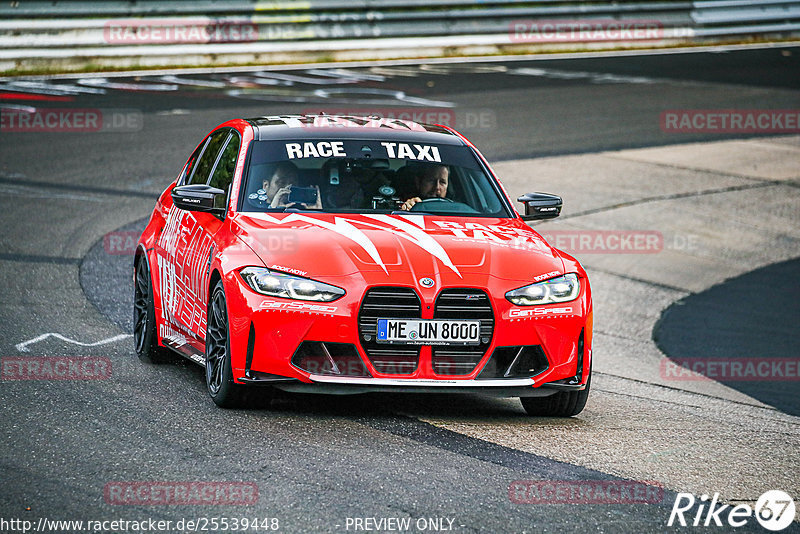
(246, 212, 462, 276)
(364, 214, 461, 276)
(393, 214, 427, 229)
(278, 213, 388, 274)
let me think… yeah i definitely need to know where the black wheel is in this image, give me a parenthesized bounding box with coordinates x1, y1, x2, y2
(205, 280, 249, 408)
(521, 366, 591, 417)
(133, 257, 171, 363)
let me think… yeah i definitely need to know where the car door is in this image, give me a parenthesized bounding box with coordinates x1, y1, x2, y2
(156, 129, 237, 356)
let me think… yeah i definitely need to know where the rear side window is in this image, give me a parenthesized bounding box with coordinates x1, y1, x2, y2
(188, 130, 228, 185)
(179, 139, 207, 184)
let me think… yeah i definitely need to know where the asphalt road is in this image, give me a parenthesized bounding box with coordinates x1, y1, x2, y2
(1, 44, 798, 533)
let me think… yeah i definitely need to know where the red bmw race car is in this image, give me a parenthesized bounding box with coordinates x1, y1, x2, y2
(134, 114, 593, 416)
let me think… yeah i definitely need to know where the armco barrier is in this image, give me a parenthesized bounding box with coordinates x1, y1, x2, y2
(0, 0, 798, 73)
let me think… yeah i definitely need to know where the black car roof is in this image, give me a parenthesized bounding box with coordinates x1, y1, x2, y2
(246, 114, 466, 145)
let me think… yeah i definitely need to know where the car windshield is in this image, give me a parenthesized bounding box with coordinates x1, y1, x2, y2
(240, 139, 512, 217)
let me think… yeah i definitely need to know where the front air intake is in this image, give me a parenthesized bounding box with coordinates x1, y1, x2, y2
(358, 287, 422, 374)
(432, 289, 494, 375)
(291, 342, 370, 377)
(477, 345, 549, 379)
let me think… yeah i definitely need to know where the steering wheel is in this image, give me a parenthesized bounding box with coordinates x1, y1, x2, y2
(409, 197, 454, 211)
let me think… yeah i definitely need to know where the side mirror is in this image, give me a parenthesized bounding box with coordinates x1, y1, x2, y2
(517, 192, 562, 221)
(171, 184, 226, 216)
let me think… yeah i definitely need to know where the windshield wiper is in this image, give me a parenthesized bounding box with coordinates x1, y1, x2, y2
(264, 207, 324, 213)
(285, 207, 324, 213)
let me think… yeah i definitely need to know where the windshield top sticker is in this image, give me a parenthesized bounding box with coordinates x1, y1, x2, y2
(283, 141, 441, 161)
(380, 142, 441, 162)
(285, 141, 346, 159)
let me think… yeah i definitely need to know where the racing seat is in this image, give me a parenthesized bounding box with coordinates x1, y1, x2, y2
(392, 164, 419, 201)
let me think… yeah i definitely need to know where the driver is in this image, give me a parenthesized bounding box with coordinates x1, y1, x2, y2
(262, 161, 322, 209)
(400, 164, 449, 211)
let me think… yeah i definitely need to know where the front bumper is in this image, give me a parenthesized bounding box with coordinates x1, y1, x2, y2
(225, 272, 592, 395)
(239, 374, 588, 397)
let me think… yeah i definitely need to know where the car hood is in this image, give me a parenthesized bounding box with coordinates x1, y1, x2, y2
(231, 212, 565, 284)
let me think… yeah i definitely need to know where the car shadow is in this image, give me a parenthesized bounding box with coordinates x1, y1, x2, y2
(654, 256, 800, 416)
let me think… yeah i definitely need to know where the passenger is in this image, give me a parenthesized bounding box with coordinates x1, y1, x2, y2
(262, 161, 322, 209)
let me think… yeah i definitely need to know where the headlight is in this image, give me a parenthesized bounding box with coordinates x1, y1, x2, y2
(240, 267, 345, 302)
(505, 273, 580, 305)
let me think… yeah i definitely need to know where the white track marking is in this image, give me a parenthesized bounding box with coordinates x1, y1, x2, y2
(313, 87, 455, 107)
(15, 333, 131, 353)
(77, 78, 178, 91)
(306, 68, 386, 82)
(509, 67, 656, 84)
(251, 71, 358, 85)
(3, 42, 794, 97)
(0, 80, 105, 95)
(157, 75, 227, 88)
(3, 41, 795, 82)
(0, 103, 36, 112)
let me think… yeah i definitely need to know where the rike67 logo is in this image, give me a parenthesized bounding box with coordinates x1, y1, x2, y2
(668, 490, 795, 531)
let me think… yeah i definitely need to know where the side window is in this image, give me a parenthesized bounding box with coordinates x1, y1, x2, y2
(179, 138, 207, 185)
(208, 133, 240, 209)
(188, 130, 228, 185)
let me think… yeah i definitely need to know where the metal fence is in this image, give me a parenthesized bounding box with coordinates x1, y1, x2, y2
(1, 0, 798, 72)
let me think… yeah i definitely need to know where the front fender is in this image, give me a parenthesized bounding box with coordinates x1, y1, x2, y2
(212, 231, 268, 375)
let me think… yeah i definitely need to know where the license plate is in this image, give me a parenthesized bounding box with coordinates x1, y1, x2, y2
(376, 319, 481, 345)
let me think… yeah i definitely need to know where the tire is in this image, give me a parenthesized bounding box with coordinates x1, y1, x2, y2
(205, 280, 249, 408)
(520, 365, 591, 417)
(133, 256, 171, 364)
